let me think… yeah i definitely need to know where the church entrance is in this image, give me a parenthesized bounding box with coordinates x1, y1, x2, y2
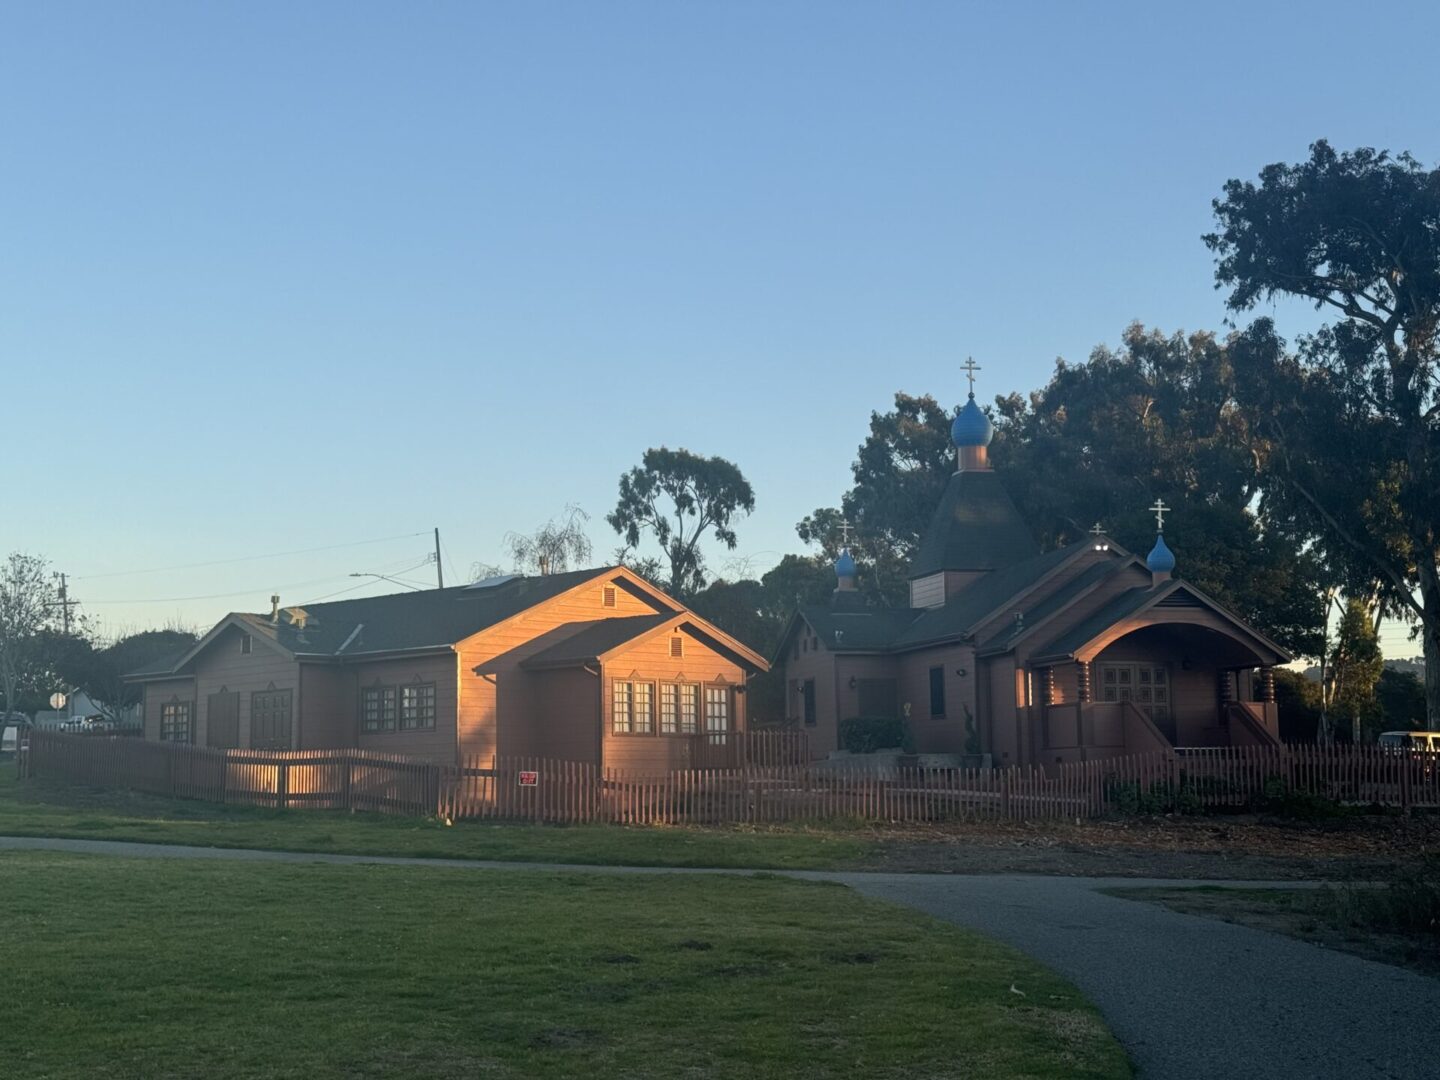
(1096, 662, 1175, 743)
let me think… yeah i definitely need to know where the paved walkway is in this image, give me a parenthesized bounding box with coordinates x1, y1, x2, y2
(4, 835, 1437, 1079)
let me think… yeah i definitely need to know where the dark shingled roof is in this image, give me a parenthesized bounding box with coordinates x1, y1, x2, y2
(794, 607, 924, 653)
(891, 540, 1091, 650)
(909, 470, 1040, 578)
(975, 559, 1130, 655)
(134, 567, 646, 677)
(1031, 584, 1162, 660)
(125, 649, 195, 679)
(521, 615, 673, 669)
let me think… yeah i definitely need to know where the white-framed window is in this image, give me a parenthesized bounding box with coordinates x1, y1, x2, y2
(612, 681, 633, 734)
(159, 701, 192, 743)
(704, 686, 730, 744)
(679, 683, 699, 734)
(633, 682, 653, 734)
(660, 683, 678, 734)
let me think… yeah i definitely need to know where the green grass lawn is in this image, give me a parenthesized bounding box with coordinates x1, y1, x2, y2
(2, 852, 1130, 1079)
(0, 767, 875, 869)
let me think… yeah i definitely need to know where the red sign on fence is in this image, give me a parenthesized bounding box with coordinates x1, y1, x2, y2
(517, 770, 539, 788)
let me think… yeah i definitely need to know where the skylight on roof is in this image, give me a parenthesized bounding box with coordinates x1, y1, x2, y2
(466, 574, 521, 590)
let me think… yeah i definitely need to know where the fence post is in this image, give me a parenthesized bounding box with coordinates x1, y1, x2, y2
(1000, 768, 1012, 820)
(1400, 753, 1412, 816)
(276, 762, 289, 810)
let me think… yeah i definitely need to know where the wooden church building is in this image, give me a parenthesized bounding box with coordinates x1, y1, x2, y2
(776, 373, 1291, 767)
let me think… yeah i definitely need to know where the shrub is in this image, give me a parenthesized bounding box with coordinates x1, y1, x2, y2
(839, 716, 906, 754)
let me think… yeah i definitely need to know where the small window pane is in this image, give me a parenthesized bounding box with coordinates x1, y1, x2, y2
(612, 682, 632, 734)
(679, 684, 699, 734)
(399, 684, 435, 730)
(634, 683, 654, 734)
(660, 684, 678, 734)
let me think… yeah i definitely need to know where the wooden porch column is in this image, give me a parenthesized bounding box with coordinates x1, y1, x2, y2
(1217, 669, 1234, 706)
(1076, 661, 1091, 703)
(1260, 667, 1276, 704)
(1041, 666, 1056, 706)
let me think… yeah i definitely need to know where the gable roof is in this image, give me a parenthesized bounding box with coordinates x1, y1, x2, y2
(520, 613, 767, 673)
(975, 559, 1132, 656)
(785, 607, 924, 655)
(910, 470, 1040, 578)
(1031, 578, 1293, 665)
(127, 567, 658, 679)
(521, 615, 674, 669)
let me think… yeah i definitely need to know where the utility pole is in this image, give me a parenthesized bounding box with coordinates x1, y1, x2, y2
(434, 528, 444, 589)
(54, 573, 80, 635)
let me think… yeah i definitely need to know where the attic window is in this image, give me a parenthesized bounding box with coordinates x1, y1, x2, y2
(603, 585, 617, 608)
(240, 633, 252, 655)
(670, 635, 684, 659)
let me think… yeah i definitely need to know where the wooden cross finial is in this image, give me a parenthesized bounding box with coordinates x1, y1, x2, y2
(1150, 499, 1170, 532)
(960, 356, 981, 395)
(1089, 522, 1105, 536)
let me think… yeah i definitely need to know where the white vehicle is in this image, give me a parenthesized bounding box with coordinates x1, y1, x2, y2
(1377, 730, 1440, 751)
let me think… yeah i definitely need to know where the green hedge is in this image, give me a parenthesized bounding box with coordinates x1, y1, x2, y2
(839, 716, 907, 754)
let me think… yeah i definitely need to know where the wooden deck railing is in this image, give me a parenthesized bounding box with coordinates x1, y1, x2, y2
(18, 731, 1440, 826)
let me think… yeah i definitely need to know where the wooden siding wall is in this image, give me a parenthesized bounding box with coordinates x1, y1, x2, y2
(352, 652, 458, 763)
(142, 678, 196, 740)
(529, 666, 602, 764)
(908, 573, 945, 610)
(455, 577, 665, 761)
(893, 643, 977, 754)
(190, 626, 299, 749)
(601, 630, 747, 772)
(831, 654, 902, 724)
(783, 632, 839, 757)
(298, 665, 353, 749)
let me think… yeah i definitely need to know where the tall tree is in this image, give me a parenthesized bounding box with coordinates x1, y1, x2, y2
(802, 341, 1326, 654)
(992, 325, 1326, 655)
(1328, 597, 1384, 743)
(0, 553, 57, 717)
(471, 505, 595, 580)
(607, 448, 755, 597)
(1207, 140, 1440, 724)
(797, 393, 954, 607)
(47, 628, 198, 726)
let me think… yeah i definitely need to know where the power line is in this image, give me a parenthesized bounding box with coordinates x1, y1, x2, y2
(71, 531, 432, 581)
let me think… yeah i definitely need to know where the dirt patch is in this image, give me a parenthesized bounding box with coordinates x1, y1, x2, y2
(852, 813, 1440, 879)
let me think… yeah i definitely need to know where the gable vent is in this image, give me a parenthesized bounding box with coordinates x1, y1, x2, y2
(603, 585, 617, 608)
(1155, 591, 1202, 609)
(670, 635, 683, 659)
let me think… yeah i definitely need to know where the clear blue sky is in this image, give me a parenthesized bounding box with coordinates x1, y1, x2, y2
(4, 1, 1436, 655)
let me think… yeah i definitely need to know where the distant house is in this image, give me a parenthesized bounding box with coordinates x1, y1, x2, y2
(125, 566, 768, 768)
(776, 376, 1291, 766)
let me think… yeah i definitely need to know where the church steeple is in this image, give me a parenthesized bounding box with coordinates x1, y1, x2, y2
(1146, 499, 1176, 585)
(951, 357, 994, 472)
(908, 357, 1039, 602)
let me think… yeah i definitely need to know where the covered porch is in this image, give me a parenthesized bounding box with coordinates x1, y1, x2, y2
(1030, 612, 1288, 765)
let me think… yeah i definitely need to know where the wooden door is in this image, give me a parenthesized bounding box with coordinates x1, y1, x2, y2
(250, 687, 293, 750)
(206, 689, 240, 749)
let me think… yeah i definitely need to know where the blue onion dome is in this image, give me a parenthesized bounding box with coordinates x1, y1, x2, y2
(1147, 533, 1176, 574)
(951, 394, 994, 448)
(834, 548, 857, 579)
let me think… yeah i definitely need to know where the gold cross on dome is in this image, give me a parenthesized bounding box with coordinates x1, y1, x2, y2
(1149, 499, 1170, 532)
(960, 357, 981, 395)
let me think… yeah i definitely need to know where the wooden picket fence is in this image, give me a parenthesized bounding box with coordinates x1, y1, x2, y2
(17, 730, 1440, 826)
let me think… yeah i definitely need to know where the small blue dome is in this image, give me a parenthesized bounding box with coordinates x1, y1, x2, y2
(951, 394, 994, 448)
(834, 548, 857, 579)
(1147, 534, 1176, 574)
